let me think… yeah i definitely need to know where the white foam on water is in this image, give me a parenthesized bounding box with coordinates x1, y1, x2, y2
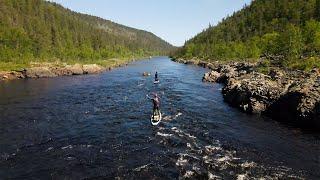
(208, 172, 221, 180)
(156, 132, 173, 137)
(80, 144, 93, 148)
(216, 155, 232, 162)
(236, 174, 248, 180)
(175, 112, 182, 118)
(166, 125, 302, 178)
(184, 133, 196, 139)
(162, 112, 183, 121)
(175, 155, 188, 167)
(61, 145, 73, 150)
(170, 130, 304, 179)
(176, 153, 199, 167)
(205, 145, 222, 153)
(46, 147, 54, 152)
(133, 163, 152, 172)
(65, 156, 76, 161)
(170, 127, 196, 140)
(183, 171, 194, 178)
(240, 161, 257, 168)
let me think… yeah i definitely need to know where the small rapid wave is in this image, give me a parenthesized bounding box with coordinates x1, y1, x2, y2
(162, 112, 182, 121)
(155, 126, 304, 179)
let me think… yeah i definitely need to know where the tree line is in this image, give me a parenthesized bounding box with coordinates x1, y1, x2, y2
(176, 0, 320, 71)
(0, 0, 173, 66)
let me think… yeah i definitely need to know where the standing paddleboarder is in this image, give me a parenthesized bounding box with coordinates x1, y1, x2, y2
(155, 71, 158, 82)
(147, 93, 161, 119)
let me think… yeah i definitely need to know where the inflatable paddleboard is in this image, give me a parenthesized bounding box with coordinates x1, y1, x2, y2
(154, 80, 160, 84)
(151, 111, 162, 126)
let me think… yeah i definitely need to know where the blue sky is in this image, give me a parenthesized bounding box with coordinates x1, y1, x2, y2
(50, 0, 252, 46)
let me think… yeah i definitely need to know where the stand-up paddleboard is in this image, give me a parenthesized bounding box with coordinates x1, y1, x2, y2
(151, 111, 162, 126)
(154, 80, 160, 84)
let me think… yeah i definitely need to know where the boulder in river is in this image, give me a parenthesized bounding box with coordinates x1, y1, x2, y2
(143, 72, 151, 76)
(0, 71, 25, 81)
(83, 64, 104, 74)
(203, 71, 220, 82)
(65, 64, 83, 75)
(25, 67, 57, 78)
(51, 67, 73, 76)
(267, 76, 320, 127)
(222, 72, 286, 114)
(176, 58, 320, 129)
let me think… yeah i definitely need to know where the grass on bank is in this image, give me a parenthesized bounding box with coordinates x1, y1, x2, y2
(0, 57, 144, 72)
(284, 57, 320, 71)
(0, 62, 30, 71)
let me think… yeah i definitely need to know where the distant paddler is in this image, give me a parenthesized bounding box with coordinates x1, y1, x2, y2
(154, 71, 159, 84)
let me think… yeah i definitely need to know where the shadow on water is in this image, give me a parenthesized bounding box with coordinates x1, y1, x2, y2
(0, 57, 319, 179)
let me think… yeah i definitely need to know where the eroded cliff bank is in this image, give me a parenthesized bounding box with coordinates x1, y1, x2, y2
(172, 58, 320, 129)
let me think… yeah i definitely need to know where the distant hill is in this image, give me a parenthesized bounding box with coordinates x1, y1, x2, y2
(176, 0, 320, 71)
(0, 0, 173, 67)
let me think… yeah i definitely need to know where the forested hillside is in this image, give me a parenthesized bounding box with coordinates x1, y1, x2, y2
(176, 0, 320, 71)
(0, 0, 173, 69)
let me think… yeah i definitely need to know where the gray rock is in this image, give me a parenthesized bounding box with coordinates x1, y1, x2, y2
(222, 72, 285, 114)
(26, 67, 57, 78)
(65, 64, 83, 75)
(203, 71, 221, 82)
(83, 64, 104, 74)
(174, 57, 320, 128)
(142, 72, 151, 76)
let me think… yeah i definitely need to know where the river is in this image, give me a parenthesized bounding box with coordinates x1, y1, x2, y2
(0, 57, 319, 179)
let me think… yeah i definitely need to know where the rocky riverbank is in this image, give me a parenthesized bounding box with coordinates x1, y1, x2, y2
(172, 58, 320, 129)
(0, 61, 131, 82)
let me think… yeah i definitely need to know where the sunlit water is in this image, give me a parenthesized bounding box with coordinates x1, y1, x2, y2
(0, 57, 319, 179)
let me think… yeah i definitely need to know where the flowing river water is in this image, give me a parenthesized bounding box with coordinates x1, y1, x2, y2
(0, 57, 319, 179)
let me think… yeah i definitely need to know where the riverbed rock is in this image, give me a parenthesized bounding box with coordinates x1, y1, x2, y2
(0, 71, 25, 81)
(25, 67, 57, 78)
(216, 65, 238, 84)
(198, 61, 208, 68)
(83, 64, 104, 74)
(65, 64, 83, 75)
(222, 72, 286, 114)
(50, 67, 73, 76)
(269, 68, 285, 80)
(267, 77, 320, 127)
(143, 72, 151, 76)
(203, 71, 221, 82)
(174, 57, 320, 129)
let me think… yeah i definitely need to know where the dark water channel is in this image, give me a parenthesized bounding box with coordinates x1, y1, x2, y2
(0, 57, 319, 179)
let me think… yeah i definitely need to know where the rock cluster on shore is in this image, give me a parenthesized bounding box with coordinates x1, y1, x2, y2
(0, 63, 128, 81)
(173, 58, 320, 129)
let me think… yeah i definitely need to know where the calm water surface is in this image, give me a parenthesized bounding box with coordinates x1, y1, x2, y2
(0, 57, 319, 179)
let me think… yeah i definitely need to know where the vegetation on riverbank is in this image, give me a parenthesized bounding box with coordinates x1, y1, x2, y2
(175, 0, 320, 71)
(0, 0, 174, 71)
